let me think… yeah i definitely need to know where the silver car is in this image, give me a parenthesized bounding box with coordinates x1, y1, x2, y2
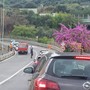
(24, 55, 90, 90)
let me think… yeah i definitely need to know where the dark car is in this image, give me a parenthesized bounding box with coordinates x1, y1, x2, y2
(31, 51, 53, 70)
(39, 49, 49, 55)
(23, 54, 90, 90)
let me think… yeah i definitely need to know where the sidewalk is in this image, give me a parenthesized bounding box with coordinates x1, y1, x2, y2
(0, 50, 8, 55)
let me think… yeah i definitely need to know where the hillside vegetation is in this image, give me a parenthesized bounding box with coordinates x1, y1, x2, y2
(0, 0, 90, 8)
(0, 0, 90, 44)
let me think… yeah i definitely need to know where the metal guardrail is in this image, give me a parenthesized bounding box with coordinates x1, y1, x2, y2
(3, 38, 62, 52)
(0, 51, 15, 61)
(0, 38, 62, 61)
(0, 38, 90, 61)
(16, 39, 62, 52)
(0, 39, 15, 61)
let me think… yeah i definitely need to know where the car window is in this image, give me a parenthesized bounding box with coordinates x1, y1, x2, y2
(47, 59, 90, 77)
(35, 56, 47, 72)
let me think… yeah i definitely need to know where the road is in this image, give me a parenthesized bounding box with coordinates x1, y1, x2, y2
(0, 45, 46, 90)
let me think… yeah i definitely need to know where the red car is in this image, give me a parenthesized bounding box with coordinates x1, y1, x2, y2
(18, 42, 28, 54)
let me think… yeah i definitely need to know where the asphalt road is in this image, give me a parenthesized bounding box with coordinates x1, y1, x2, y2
(0, 45, 47, 90)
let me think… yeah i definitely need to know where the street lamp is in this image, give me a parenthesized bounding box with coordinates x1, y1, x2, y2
(1, 0, 4, 55)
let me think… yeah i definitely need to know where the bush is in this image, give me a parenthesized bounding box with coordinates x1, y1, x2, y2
(38, 37, 52, 44)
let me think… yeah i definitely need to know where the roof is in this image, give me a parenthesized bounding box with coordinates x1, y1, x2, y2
(50, 52, 90, 58)
(59, 52, 90, 56)
(50, 52, 60, 58)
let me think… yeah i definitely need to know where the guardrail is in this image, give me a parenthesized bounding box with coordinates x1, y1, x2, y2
(3, 38, 62, 52)
(0, 51, 15, 61)
(17, 39, 62, 52)
(1, 38, 90, 61)
(0, 38, 62, 61)
(0, 39, 15, 61)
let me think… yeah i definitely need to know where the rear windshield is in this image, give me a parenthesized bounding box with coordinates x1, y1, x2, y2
(18, 44, 28, 48)
(47, 59, 90, 78)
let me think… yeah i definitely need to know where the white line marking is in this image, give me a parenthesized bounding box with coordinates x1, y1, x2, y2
(0, 61, 33, 85)
(0, 49, 38, 85)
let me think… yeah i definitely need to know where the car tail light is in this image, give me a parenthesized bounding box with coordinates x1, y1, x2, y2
(75, 56, 90, 60)
(34, 78, 60, 90)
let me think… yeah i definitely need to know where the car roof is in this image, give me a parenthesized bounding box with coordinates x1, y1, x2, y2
(49, 52, 90, 60)
(59, 52, 90, 56)
(39, 49, 49, 54)
(50, 52, 60, 58)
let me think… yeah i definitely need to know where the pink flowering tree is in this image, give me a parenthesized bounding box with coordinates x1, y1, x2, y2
(53, 24, 90, 51)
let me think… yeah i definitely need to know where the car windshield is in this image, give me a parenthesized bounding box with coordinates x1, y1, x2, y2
(52, 59, 90, 78)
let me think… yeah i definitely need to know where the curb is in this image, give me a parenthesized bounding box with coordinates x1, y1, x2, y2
(0, 51, 15, 61)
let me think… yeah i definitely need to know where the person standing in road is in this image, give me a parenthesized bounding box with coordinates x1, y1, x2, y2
(9, 43, 13, 51)
(30, 45, 33, 58)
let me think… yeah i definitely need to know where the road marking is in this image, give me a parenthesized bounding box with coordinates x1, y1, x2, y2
(0, 49, 38, 85)
(0, 61, 33, 85)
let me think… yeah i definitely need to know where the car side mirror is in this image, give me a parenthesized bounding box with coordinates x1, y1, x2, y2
(23, 67, 34, 74)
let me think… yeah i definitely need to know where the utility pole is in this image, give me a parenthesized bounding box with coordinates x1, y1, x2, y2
(1, 0, 4, 55)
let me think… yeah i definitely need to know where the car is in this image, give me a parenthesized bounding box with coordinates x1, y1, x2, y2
(10, 39, 15, 42)
(39, 49, 49, 55)
(13, 45, 18, 51)
(31, 51, 53, 71)
(11, 39, 19, 46)
(18, 42, 28, 54)
(10, 40, 19, 50)
(23, 53, 90, 90)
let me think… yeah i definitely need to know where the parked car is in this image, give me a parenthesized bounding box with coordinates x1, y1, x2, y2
(11, 39, 19, 46)
(23, 53, 90, 90)
(18, 42, 28, 54)
(10, 39, 19, 51)
(39, 49, 49, 55)
(13, 45, 18, 51)
(31, 51, 53, 71)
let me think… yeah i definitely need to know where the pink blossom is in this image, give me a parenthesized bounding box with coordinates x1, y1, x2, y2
(53, 24, 90, 51)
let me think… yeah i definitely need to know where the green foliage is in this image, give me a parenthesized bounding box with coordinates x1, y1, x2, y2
(11, 25, 37, 38)
(26, 11, 78, 28)
(11, 25, 54, 43)
(24, 2, 37, 8)
(51, 13, 78, 28)
(1, 0, 90, 8)
(36, 26, 53, 38)
(38, 37, 51, 44)
(31, 0, 90, 6)
(54, 5, 69, 13)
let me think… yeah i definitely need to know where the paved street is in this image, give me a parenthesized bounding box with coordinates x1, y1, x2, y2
(0, 45, 44, 90)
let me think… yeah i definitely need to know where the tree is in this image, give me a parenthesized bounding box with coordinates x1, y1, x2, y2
(11, 25, 37, 38)
(53, 24, 90, 51)
(54, 5, 69, 13)
(4, 9, 29, 35)
(36, 26, 53, 38)
(24, 2, 37, 8)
